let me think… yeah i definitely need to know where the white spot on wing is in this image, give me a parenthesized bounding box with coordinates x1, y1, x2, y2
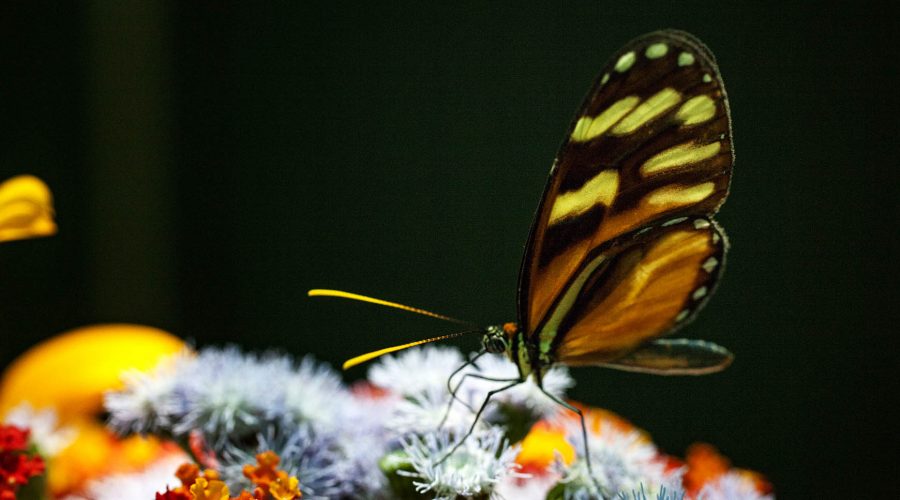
(692, 286, 708, 300)
(615, 51, 637, 72)
(702, 256, 718, 273)
(662, 217, 688, 227)
(645, 43, 668, 59)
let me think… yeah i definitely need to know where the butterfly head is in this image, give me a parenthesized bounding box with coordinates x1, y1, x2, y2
(482, 322, 518, 355)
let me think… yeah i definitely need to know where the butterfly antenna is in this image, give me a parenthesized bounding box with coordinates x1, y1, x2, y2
(307, 289, 476, 327)
(342, 329, 482, 370)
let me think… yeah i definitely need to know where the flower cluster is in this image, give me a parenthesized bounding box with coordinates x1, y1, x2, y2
(105, 348, 375, 499)
(0, 424, 45, 499)
(1, 174, 774, 498)
(155, 452, 300, 500)
(103, 345, 772, 499)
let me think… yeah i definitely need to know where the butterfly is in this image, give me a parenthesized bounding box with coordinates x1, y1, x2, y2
(310, 29, 734, 477)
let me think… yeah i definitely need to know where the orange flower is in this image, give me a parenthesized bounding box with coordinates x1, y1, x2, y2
(190, 477, 231, 500)
(268, 475, 301, 500)
(242, 451, 281, 489)
(683, 443, 772, 496)
(683, 442, 730, 492)
(515, 403, 651, 475)
(578, 404, 644, 439)
(515, 421, 574, 474)
(242, 451, 301, 499)
(161, 452, 301, 500)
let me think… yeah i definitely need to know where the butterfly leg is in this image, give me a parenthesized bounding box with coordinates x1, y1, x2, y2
(443, 349, 487, 415)
(439, 370, 520, 429)
(539, 387, 601, 494)
(435, 379, 523, 466)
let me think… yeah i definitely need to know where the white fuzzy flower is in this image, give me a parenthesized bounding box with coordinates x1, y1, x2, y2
(3, 403, 75, 456)
(275, 356, 350, 431)
(557, 414, 681, 499)
(371, 346, 574, 436)
(173, 348, 285, 440)
(105, 351, 188, 435)
(495, 472, 557, 500)
(398, 426, 524, 500)
(386, 386, 481, 436)
(368, 346, 463, 396)
(466, 353, 573, 419)
(699, 472, 774, 500)
(64, 453, 188, 500)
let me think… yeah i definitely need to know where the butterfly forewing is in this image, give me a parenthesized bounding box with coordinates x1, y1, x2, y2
(518, 30, 734, 365)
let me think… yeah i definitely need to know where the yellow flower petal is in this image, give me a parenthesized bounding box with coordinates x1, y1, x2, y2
(0, 324, 186, 418)
(270, 475, 302, 500)
(0, 175, 56, 243)
(191, 477, 231, 500)
(517, 421, 575, 470)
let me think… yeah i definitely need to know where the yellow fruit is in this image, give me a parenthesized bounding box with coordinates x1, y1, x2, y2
(0, 324, 186, 418)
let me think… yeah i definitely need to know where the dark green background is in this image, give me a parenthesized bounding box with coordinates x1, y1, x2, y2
(2, 2, 896, 497)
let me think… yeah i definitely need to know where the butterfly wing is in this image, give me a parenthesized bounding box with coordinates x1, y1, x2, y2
(596, 338, 733, 375)
(517, 31, 734, 368)
(548, 216, 727, 367)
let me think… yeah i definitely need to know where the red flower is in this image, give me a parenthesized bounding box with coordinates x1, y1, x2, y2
(0, 427, 29, 453)
(0, 424, 45, 498)
(156, 487, 192, 500)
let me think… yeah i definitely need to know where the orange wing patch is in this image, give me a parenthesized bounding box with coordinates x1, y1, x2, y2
(552, 218, 725, 366)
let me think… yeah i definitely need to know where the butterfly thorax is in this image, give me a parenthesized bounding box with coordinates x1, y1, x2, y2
(482, 322, 536, 381)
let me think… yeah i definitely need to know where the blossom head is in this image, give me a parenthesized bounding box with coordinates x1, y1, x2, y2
(0, 424, 47, 499)
(684, 443, 772, 499)
(552, 408, 679, 498)
(392, 426, 523, 500)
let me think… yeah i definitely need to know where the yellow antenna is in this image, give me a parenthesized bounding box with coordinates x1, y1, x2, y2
(341, 330, 479, 370)
(307, 289, 473, 326)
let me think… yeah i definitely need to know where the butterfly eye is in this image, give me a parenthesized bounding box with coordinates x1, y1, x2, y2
(482, 327, 508, 354)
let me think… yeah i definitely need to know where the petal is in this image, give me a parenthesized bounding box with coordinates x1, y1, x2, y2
(0, 175, 56, 243)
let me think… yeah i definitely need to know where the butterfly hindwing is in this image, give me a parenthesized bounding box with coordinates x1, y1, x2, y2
(518, 30, 734, 345)
(597, 338, 733, 375)
(536, 216, 727, 366)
